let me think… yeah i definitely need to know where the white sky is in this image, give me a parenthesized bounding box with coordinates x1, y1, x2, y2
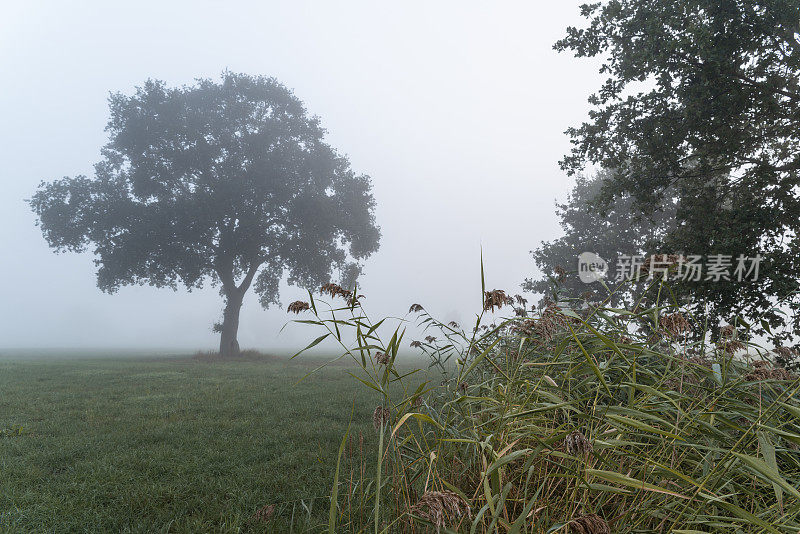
(0, 1, 603, 352)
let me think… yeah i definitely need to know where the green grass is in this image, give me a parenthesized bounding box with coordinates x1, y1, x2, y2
(0, 354, 405, 533)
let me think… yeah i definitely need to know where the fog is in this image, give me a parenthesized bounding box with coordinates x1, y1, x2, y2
(0, 1, 602, 352)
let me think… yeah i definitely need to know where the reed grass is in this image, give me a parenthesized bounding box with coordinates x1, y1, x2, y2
(294, 272, 800, 533)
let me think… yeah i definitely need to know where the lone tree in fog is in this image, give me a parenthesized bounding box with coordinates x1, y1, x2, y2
(30, 72, 380, 357)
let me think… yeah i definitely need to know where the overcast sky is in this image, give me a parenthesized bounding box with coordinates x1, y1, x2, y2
(0, 1, 603, 353)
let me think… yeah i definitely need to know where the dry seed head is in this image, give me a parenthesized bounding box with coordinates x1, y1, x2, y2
(286, 301, 310, 314)
(720, 324, 736, 338)
(721, 339, 745, 354)
(746, 361, 795, 381)
(569, 513, 610, 534)
(554, 264, 567, 282)
(565, 430, 593, 456)
(661, 312, 690, 338)
(410, 490, 471, 533)
(448, 321, 459, 328)
(511, 318, 536, 337)
(533, 302, 574, 341)
(483, 289, 510, 312)
(409, 303, 424, 313)
(321, 282, 342, 297)
(425, 335, 437, 343)
(536, 318, 558, 342)
(375, 351, 390, 365)
(514, 294, 528, 306)
(372, 405, 390, 431)
(320, 283, 353, 301)
(410, 340, 423, 348)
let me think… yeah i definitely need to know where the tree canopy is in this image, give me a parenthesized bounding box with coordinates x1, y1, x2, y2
(30, 72, 380, 355)
(554, 1, 800, 344)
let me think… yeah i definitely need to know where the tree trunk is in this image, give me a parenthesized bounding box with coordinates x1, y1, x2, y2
(215, 259, 260, 358)
(219, 291, 243, 357)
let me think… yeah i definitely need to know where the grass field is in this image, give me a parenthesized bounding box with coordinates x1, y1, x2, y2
(0, 353, 411, 533)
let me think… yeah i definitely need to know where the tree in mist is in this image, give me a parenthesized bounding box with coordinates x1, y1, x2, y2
(526, 169, 769, 344)
(555, 1, 800, 344)
(524, 170, 675, 305)
(29, 72, 380, 356)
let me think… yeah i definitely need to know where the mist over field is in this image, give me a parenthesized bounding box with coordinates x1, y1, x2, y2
(0, 1, 599, 353)
(5, 2, 800, 533)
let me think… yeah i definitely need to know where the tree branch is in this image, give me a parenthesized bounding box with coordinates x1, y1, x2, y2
(237, 261, 262, 293)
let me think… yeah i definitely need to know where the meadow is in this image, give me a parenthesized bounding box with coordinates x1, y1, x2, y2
(0, 353, 413, 533)
(4, 284, 800, 534)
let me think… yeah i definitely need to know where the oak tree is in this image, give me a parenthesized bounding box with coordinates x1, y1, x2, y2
(30, 72, 380, 356)
(556, 0, 800, 344)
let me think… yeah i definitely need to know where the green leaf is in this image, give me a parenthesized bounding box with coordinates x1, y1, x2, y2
(486, 449, 531, 477)
(757, 431, 783, 510)
(328, 423, 350, 534)
(459, 337, 500, 384)
(586, 469, 689, 499)
(607, 414, 684, 441)
(290, 333, 329, 359)
(733, 452, 800, 499)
